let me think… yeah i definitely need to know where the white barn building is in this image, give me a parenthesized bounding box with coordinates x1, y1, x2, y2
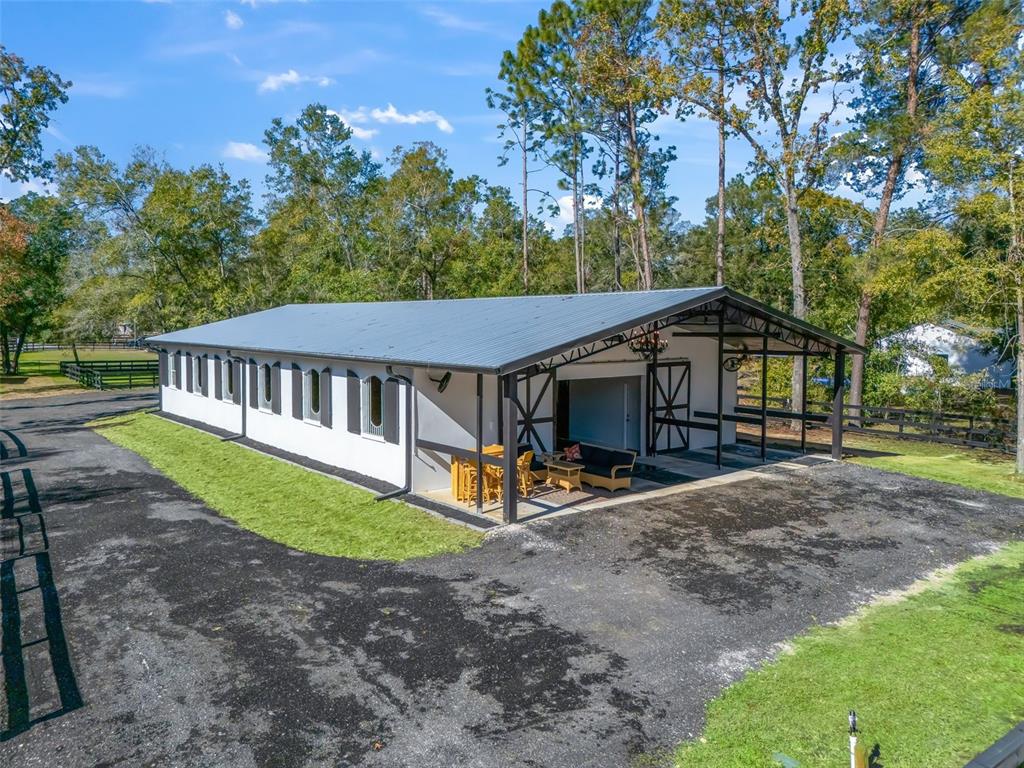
(148, 287, 862, 523)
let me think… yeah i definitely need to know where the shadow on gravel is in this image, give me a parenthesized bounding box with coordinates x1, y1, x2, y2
(1, 458, 83, 741)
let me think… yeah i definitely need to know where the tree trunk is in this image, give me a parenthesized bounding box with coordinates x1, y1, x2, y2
(1016, 281, 1023, 474)
(625, 104, 654, 291)
(715, 64, 726, 287)
(0, 324, 10, 375)
(613, 125, 623, 291)
(849, 15, 922, 427)
(572, 160, 583, 294)
(11, 329, 26, 375)
(784, 180, 806, 431)
(521, 113, 530, 294)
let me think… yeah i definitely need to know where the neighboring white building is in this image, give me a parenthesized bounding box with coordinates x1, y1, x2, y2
(148, 288, 862, 523)
(883, 322, 1014, 390)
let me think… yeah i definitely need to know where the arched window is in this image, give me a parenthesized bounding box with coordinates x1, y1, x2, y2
(224, 359, 234, 398)
(362, 375, 384, 436)
(307, 369, 321, 417)
(261, 363, 272, 408)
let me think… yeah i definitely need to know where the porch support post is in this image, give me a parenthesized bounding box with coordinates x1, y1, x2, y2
(475, 373, 483, 512)
(831, 351, 847, 460)
(502, 372, 518, 524)
(716, 309, 724, 469)
(800, 343, 808, 454)
(760, 335, 768, 462)
(496, 376, 503, 444)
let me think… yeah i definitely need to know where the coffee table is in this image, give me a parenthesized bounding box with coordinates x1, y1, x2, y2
(544, 459, 583, 492)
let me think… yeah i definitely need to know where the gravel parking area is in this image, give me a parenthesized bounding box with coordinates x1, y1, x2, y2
(2, 391, 1021, 767)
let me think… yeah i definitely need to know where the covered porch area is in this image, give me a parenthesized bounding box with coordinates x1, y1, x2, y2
(411, 288, 864, 525)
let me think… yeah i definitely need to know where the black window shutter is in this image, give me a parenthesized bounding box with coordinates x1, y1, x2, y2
(159, 352, 168, 386)
(174, 352, 182, 389)
(383, 377, 400, 444)
(271, 362, 282, 414)
(248, 360, 258, 408)
(200, 355, 209, 397)
(213, 356, 222, 400)
(320, 368, 332, 428)
(346, 370, 361, 434)
(185, 353, 193, 392)
(232, 361, 242, 404)
(291, 364, 303, 419)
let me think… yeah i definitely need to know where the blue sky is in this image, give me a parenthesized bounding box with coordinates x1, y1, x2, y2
(3, 1, 776, 227)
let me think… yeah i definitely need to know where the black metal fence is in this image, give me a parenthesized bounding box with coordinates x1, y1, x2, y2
(7, 341, 144, 353)
(59, 360, 158, 390)
(737, 392, 1015, 452)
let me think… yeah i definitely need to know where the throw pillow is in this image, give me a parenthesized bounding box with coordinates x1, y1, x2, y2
(564, 443, 581, 461)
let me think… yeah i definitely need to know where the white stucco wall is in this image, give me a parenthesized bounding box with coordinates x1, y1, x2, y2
(160, 346, 408, 488)
(159, 331, 740, 496)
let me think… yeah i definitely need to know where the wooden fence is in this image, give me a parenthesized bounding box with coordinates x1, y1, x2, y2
(60, 360, 158, 390)
(737, 392, 1015, 452)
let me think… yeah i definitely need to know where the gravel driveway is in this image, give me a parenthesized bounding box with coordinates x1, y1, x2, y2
(2, 391, 1021, 767)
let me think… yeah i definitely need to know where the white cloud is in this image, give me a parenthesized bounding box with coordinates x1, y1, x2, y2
(0, 177, 52, 202)
(338, 103, 454, 134)
(71, 79, 131, 99)
(325, 110, 378, 140)
(557, 194, 602, 224)
(420, 6, 502, 36)
(222, 141, 267, 162)
(258, 69, 332, 93)
(224, 10, 244, 30)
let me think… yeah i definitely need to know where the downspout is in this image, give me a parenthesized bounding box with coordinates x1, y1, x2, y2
(376, 365, 414, 501)
(145, 343, 166, 413)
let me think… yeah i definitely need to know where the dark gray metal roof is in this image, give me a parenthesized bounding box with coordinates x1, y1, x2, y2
(148, 287, 863, 374)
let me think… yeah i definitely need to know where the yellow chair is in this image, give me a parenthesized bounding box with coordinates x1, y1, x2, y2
(517, 451, 535, 498)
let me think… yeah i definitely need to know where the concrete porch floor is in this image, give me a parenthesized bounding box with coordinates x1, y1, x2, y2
(421, 443, 834, 525)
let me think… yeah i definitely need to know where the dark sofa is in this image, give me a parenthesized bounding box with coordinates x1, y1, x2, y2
(559, 441, 637, 491)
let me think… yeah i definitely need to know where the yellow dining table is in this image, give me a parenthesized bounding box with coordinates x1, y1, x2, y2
(452, 444, 504, 503)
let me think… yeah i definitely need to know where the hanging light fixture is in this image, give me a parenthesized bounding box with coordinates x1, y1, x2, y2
(628, 330, 668, 360)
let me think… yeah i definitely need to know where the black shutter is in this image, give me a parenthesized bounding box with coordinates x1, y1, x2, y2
(320, 368, 332, 428)
(291, 364, 303, 419)
(383, 377, 400, 444)
(346, 370, 361, 434)
(174, 352, 182, 389)
(185, 353, 193, 393)
(248, 360, 258, 408)
(214, 356, 222, 400)
(232, 361, 242, 405)
(200, 355, 209, 397)
(159, 352, 168, 386)
(271, 362, 282, 415)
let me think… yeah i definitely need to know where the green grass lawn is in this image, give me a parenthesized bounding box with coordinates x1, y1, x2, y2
(672, 541, 1024, 768)
(90, 410, 483, 561)
(1, 348, 156, 398)
(844, 434, 1024, 499)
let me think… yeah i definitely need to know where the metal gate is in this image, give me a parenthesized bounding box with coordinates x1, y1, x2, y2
(647, 360, 691, 455)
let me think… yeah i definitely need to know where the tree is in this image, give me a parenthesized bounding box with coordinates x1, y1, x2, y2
(0, 195, 77, 373)
(573, 0, 673, 290)
(924, 0, 1024, 471)
(657, 0, 745, 287)
(672, 0, 856, 425)
(55, 146, 257, 330)
(837, 0, 978, 423)
(1, 46, 71, 183)
(263, 104, 381, 273)
(369, 143, 481, 300)
(500, 1, 592, 293)
(487, 83, 544, 293)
